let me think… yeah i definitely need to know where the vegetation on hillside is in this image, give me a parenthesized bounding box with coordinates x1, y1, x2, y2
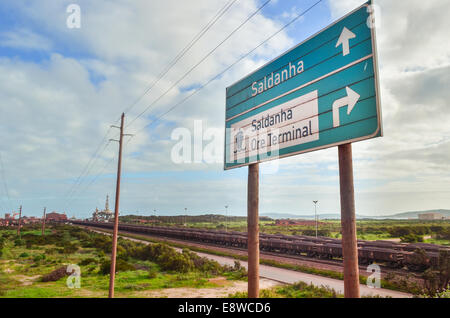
(0, 224, 247, 298)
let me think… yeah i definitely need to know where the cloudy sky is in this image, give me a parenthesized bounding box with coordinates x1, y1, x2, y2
(0, 0, 449, 218)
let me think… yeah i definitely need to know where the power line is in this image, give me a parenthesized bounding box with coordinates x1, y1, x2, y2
(61, 1, 237, 212)
(62, 0, 323, 211)
(63, 129, 113, 200)
(0, 152, 12, 213)
(64, 156, 117, 212)
(130, 0, 324, 137)
(122, 0, 238, 117)
(63, 138, 115, 211)
(126, 0, 272, 129)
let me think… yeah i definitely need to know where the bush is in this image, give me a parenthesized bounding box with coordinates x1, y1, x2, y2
(33, 254, 46, 262)
(388, 226, 411, 237)
(157, 250, 194, 273)
(41, 266, 69, 282)
(79, 258, 97, 266)
(438, 228, 450, 240)
(401, 234, 423, 243)
(99, 259, 135, 275)
(148, 269, 158, 279)
(19, 252, 29, 258)
(63, 242, 79, 254)
(14, 238, 25, 247)
(181, 249, 223, 274)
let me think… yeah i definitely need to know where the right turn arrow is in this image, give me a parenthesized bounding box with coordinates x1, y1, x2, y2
(332, 87, 360, 128)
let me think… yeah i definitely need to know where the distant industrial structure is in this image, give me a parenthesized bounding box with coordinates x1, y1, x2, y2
(45, 212, 68, 222)
(92, 195, 113, 222)
(0, 211, 68, 226)
(274, 219, 326, 226)
(418, 212, 446, 220)
(0, 212, 25, 226)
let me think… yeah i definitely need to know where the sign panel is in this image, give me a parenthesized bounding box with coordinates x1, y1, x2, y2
(224, 0, 382, 170)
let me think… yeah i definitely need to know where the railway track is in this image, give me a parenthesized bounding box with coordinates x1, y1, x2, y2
(78, 223, 422, 279)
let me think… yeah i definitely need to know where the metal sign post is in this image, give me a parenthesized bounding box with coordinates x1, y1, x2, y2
(224, 1, 380, 298)
(338, 143, 360, 297)
(247, 163, 259, 298)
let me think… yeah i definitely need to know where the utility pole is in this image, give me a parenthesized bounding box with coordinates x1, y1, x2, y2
(225, 205, 229, 232)
(184, 207, 187, 227)
(42, 207, 46, 236)
(108, 113, 132, 298)
(247, 163, 259, 298)
(313, 200, 318, 238)
(338, 143, 360, 298)
(17, 205, 22, 238)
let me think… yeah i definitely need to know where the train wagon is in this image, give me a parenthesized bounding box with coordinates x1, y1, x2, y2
(358, 247, 403, 267)
(71, 221, 448, 271)
(315, 243, 342, 259)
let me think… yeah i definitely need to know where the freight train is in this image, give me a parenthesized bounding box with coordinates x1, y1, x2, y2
(71, 221, 449, 271)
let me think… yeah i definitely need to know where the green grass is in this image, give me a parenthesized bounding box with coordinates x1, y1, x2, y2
(0, 226, 246, 298)
(424, 238, 450, 246)
(229, 281, 344, 298)
(89, 228, 420, 295)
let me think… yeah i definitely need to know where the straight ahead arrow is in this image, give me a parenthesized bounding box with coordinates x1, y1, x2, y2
(332, 87, 360, 128)
(336, 27, 356, 56)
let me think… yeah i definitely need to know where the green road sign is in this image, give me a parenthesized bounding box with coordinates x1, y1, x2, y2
(224, 0, 382, 170)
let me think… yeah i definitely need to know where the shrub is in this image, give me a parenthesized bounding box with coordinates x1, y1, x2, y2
(401, 234, 423, 243)
(148, 269, 158, 279)
(99, 259, 135, 275)
(33, 254, 46, 262)
(41, 266, 69, 282)
(157, 250, 194, 273)
(438, 228, 450, 240)
(63, 242, 79, 254)
(19, 252, 29, 258)
(14, 238, 25, 247)
(79, 258, 97, 266)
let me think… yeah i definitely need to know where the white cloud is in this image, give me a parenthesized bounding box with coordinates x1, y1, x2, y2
(325, 0, 450, 213)
(0, 0, 296, 217)
(1, 1, 449, 218)
(0, 28, 53, 51)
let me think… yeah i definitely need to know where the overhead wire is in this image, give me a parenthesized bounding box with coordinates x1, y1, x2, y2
(128, 0, 324, 138)
(61, 1, 239, 212)
(62, 0, 325, 214)
(122, 0, 239, 117)
(126, 0, 272, 129)
(0, 152, 12, 213)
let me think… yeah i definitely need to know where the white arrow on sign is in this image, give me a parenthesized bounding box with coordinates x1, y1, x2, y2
(332, 87, 360, 128)
(336, 27, 356, 56)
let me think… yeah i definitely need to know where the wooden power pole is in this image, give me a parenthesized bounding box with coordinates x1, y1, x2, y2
(108, 113, 132, 298)
(338, 143, 360, 298)
(17, 205, 22, 238)
(42, 207, 46, 236)
(247, 163, 259, 298)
